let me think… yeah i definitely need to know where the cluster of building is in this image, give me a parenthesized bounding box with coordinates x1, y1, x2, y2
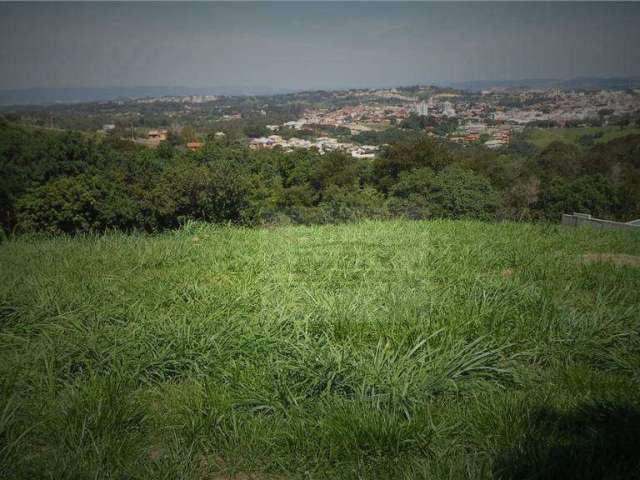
(413, 95, 460, 118)
(129, 129, 204, 151)
(449, 123, 524, 149)
(249, 135, 379, 158)
(351, 88, 419, 102)
(101, 85, 640, 154)
(289, 105, 409, 132)
(490, 89, 640, 126)
(128, 129, 169, 148)
(280, 94, 464, 133)
(135, 95, 218, 104)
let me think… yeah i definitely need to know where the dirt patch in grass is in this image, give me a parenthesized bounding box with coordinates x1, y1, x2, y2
(500, 268, 515, 278)
(210, 472, 285, 480)
(148, 447, 164, 462)
(582, 253, 640, 268)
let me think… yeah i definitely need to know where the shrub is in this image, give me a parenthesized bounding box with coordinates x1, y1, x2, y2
(388, 166, 502, 220)
(16, 174, 138, 234)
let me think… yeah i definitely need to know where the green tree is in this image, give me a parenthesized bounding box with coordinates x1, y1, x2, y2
(16, 174, 138, 234)
(373, 136, 453, 192)
(536, 175, 621, 220)
(387, 166, 502, 220)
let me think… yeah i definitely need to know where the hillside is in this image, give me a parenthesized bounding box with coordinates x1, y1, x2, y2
(1, 220, 640, 479)
(525, 126, 640, 149)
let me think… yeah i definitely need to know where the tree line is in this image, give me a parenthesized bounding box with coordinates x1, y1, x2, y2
(1, 119, 639, 235)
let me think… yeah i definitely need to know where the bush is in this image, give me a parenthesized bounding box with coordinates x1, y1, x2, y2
(388, 166, 502, 220)
(318, 185, 387, 223)
(16, 174, 138, 234)
(3, 120, 640, 233)
(535, 175, 621, 221)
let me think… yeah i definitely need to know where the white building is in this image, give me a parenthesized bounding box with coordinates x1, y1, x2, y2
(484, 139, 505, 149)
(442, 101, 456, 118)
(283, 120, 306, 130)
(415, 101, 429, 117)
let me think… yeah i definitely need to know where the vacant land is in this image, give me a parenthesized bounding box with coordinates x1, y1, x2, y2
(526, 126, 640, 149)
(1, 220, 639, 479)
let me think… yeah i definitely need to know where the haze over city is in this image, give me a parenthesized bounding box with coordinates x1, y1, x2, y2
(1, 2, 640, 93)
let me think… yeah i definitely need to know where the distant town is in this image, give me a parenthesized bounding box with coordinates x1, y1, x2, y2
(3, 84, 640, 158)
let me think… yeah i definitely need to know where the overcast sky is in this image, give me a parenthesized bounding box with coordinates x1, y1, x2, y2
(1, 2, 639, 90)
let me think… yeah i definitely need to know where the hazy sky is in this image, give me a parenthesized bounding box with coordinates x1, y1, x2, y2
(1, 2, 639, 90)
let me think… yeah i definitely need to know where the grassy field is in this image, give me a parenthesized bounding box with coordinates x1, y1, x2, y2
(525, 126, 640, 149)
(1, 220, 640, 479)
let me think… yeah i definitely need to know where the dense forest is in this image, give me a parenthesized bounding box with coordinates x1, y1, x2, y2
(1, 118, 639, 235)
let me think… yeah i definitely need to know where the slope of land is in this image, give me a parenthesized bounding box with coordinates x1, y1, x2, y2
(1, 220, 639, 479)
(526, 126, 640, 149)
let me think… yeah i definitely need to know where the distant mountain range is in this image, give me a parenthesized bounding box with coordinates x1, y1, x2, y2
(447, 76, 640, 92)
(0, 85, 297, 106)
(1, 77, 640, 106)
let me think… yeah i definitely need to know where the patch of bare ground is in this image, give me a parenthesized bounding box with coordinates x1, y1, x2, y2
(581, 253, 640, 268)
(209, 472, 286, 480)
(147, 446, 164, 462)
(500, 268, 514, 278)
(199, 455, 286, 480)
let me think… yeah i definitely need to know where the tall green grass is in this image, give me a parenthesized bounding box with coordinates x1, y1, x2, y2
(1, 220, 639, 478)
